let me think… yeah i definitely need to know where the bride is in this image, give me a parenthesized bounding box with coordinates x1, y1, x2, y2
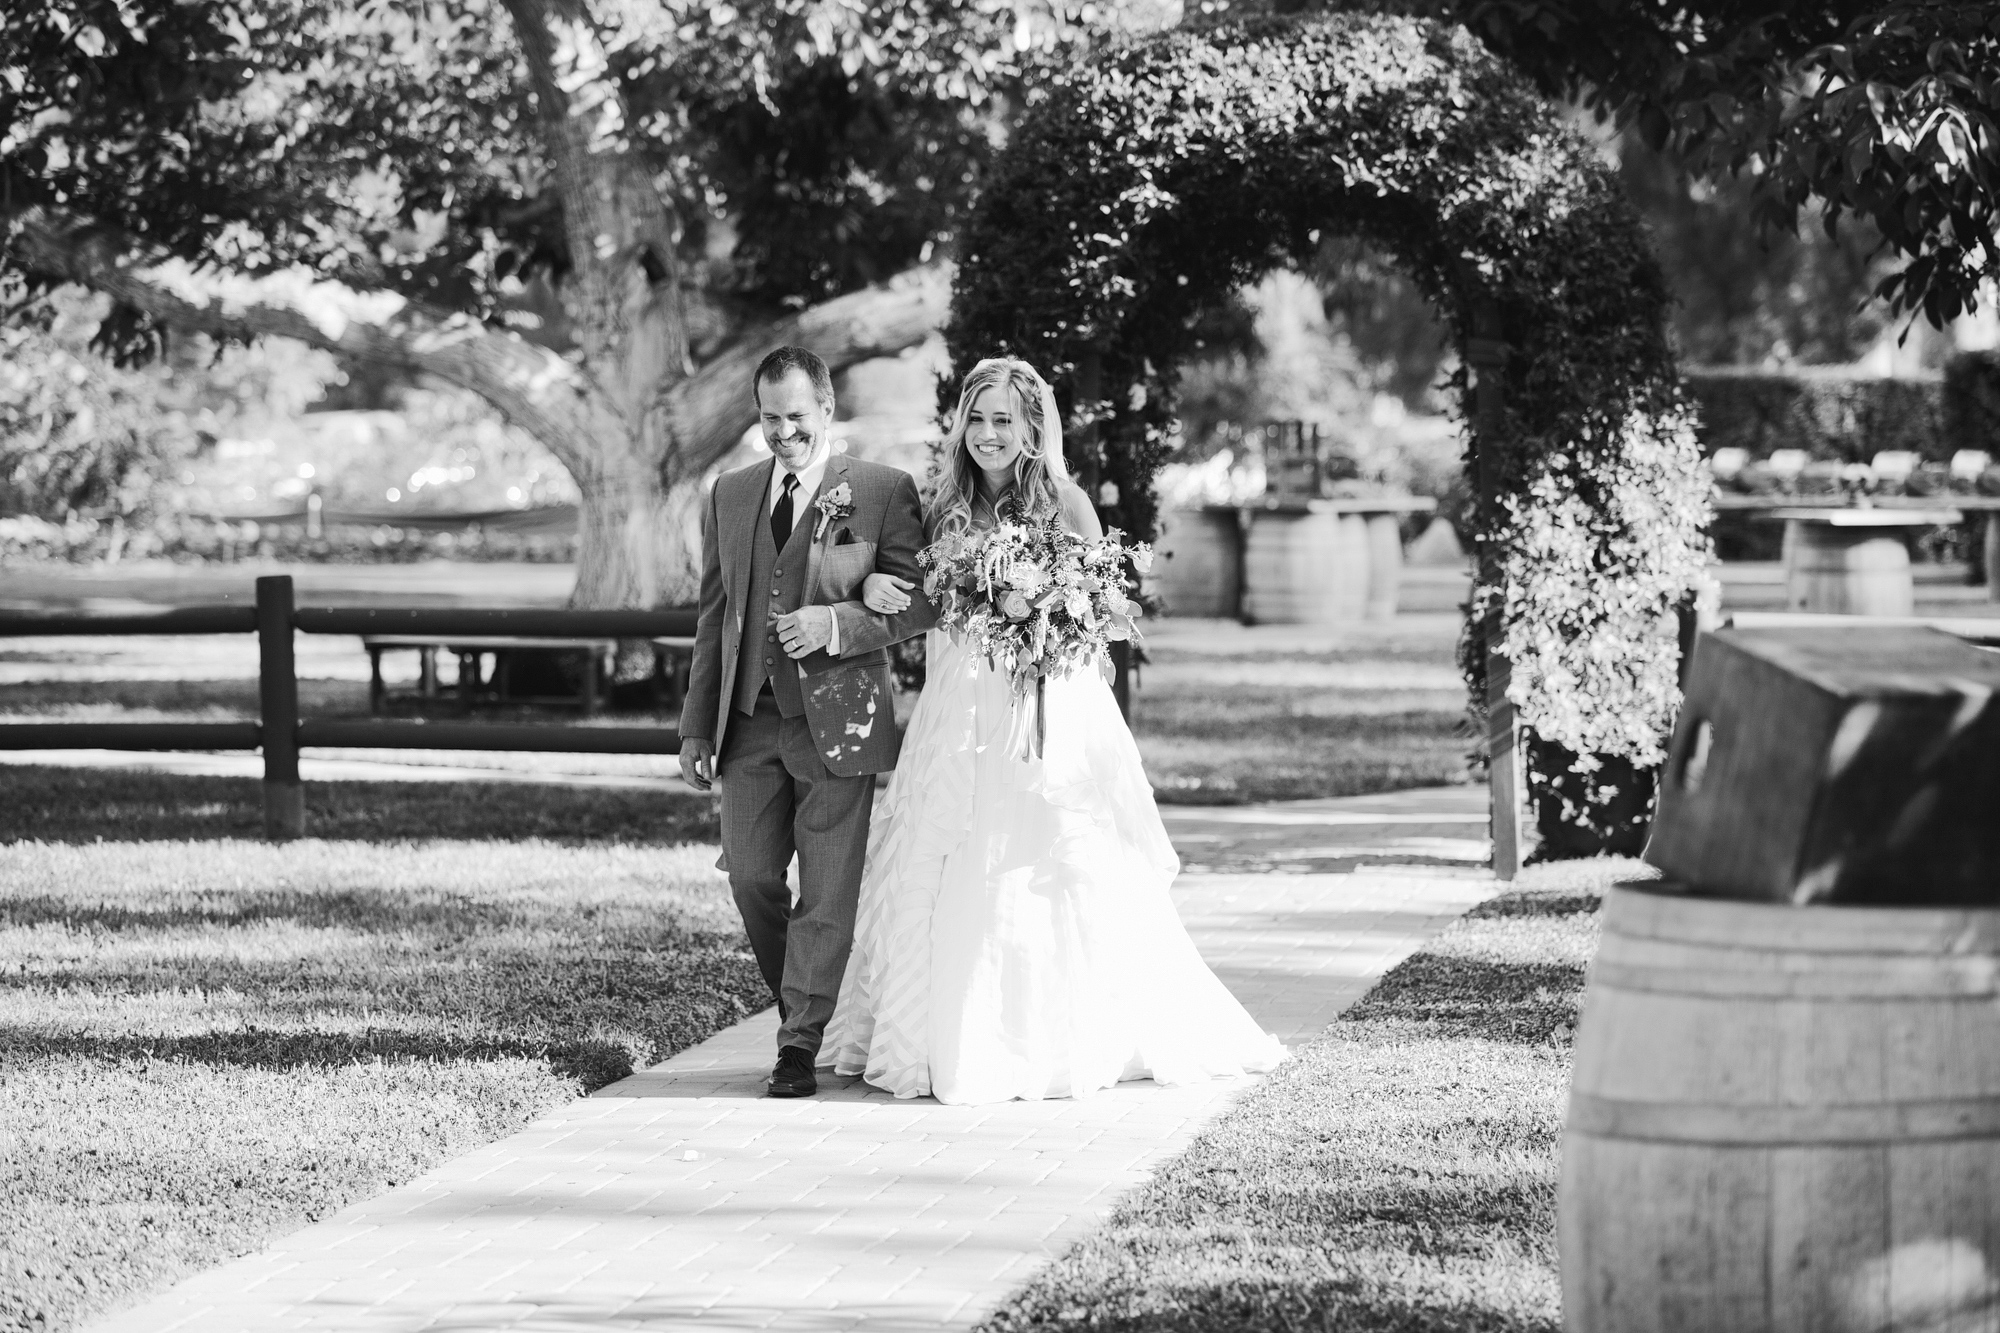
(819, 356, 1285, 1105)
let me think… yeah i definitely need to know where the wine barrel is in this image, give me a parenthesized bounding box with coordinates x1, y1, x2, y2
(1363, 512, 1404, 619)
(1560, 883, 2000, 1333)
(1986, 515, 2000, 607)
(1153, 507, 1242, 618)
(1783, 520, 1914, 615)
(1243, 509, 1368, 624)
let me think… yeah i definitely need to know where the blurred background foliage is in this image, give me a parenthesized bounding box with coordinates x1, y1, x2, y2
(3, 0, 1996, 564)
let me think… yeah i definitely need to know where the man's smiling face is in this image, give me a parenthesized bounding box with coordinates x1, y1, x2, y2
(758, 369, 832, 472)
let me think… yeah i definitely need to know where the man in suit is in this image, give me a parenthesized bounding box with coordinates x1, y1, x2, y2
(678, 346, 936, 1098)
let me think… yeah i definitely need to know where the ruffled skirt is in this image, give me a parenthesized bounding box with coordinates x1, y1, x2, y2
(821, 630, 1286, 1104)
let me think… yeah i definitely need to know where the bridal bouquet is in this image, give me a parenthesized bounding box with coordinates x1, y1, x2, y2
(919, 517, 1151, 759)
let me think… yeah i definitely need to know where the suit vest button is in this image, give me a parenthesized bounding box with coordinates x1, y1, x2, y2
(774, 567, 783, 577)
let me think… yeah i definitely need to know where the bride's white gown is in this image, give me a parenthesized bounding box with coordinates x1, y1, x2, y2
(821, 626, 1287, 1104)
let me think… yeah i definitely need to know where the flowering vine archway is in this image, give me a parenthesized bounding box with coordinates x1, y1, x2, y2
(945, 11, 1712, 857)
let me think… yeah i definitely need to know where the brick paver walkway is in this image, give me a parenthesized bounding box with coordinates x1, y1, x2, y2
(84, 829, 1494, 1333)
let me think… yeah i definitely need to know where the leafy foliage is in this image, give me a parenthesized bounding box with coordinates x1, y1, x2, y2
(1410, 0, 2000, 330)
(0, 0, 1073, 355)
(1616, 136, 1899, 367)
(947, 12, 1711, 838)
(1944, 349, 2000, 456)
(0, 287, 205, 525)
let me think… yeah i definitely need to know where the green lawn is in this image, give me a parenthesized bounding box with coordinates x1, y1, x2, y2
(0, 767, 760, 1333)
(978, 858, 1637, 1333)
(1132, 621, 1473, 804)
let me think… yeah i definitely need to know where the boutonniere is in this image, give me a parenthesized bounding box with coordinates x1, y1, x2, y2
(813, 482, 855, 542)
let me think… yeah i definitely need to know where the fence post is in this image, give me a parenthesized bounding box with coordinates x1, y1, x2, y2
(256, 575, 304, 839)
(1466, 305, 1522, 882)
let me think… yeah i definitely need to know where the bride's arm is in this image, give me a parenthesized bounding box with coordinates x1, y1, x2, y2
(1057, 480, 1104, 540)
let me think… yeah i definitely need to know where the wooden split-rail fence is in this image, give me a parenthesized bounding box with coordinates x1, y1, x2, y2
(0, 575, 697, 839)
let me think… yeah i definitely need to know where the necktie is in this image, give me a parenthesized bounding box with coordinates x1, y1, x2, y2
(771, 472, 798, 552)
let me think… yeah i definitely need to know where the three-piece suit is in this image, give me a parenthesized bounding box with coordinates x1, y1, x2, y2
(679, 451, 936, 1056)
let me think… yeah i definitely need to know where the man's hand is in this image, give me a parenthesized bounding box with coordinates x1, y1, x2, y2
(679, 737, 716, 791)
(775, 605, 834, 659)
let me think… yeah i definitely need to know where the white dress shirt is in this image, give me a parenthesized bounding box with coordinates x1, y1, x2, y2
(768, 443, 841, 655)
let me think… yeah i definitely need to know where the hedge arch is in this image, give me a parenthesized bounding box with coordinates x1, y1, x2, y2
(947, 11, 1712, 846)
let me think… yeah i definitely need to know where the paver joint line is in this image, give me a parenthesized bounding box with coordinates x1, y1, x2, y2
(75, 793, 1495, 1333)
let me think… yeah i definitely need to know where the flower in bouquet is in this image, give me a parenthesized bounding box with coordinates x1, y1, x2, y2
(917, 516, 1151, 715)
(1007, 561, 1049, 595)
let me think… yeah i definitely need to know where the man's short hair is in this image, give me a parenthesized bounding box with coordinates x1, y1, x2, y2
(753, 346, 835, 411)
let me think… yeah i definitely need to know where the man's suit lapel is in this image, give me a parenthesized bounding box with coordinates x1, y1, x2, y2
(728, 459, 774, 629)
(801, 452, 850, 601)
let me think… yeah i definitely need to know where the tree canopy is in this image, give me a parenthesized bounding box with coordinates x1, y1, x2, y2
(1370, 0, 2000, 329)
(1, 0, 1126, 605)
(1, 0, 1031, 353)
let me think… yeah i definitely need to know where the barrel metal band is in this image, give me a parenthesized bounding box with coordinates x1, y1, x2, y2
(1568, 1093, 2000, 1146)
(1590, 960, 2000, 1000)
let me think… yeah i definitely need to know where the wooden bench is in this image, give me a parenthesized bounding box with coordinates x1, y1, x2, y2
(650, 636, 698, 710)
(364, 635, 618, 715)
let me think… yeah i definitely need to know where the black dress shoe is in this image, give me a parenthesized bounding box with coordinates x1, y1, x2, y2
(767, 1046, 817, 1099)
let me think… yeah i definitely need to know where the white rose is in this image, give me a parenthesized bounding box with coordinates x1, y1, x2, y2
(1009, 562, 1049, 595)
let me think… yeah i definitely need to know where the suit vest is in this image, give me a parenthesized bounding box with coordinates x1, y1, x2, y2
(733, 482, 813, 718)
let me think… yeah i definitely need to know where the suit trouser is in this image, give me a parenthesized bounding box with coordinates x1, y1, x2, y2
(718, 691, 872, 1058)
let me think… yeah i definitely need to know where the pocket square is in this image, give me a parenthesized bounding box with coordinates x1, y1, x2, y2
(834, 529, 861, 546)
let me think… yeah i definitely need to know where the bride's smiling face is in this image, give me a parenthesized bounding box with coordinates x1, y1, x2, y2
(962, 385, 1026, 480)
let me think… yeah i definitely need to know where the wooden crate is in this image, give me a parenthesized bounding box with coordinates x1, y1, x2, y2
(1647, 625, 2000, 905)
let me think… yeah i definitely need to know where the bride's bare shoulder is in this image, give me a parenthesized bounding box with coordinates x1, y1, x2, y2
(1055, 479, 1103, 539)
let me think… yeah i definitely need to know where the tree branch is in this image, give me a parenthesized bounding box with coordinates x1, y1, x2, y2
(6, 206, 619, 481)
(496, 0, 688, 397)
(659, 264, 952, 478)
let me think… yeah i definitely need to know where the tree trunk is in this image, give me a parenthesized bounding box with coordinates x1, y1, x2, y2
(570, 455, 710, 611)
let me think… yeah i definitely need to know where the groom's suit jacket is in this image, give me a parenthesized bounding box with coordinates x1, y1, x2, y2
(680, 452, 935, 777)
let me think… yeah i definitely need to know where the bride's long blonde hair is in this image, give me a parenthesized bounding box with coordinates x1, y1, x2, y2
(928, 357, 1065, 536)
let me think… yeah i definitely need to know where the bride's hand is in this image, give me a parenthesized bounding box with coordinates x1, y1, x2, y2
(861, 573, 914, 614)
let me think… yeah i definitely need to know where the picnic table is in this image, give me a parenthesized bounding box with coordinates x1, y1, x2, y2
(1714, 493, 2000, 605)
(364, 634, 617, 715)
(1765, 506, 1963, 616)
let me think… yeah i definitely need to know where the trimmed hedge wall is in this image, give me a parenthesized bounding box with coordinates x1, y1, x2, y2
(948, 12, 1710, 852)
(1684, 367, 1944, 462)
(1944, 351, 2000, 456)
(1687, 356, 2000, 464)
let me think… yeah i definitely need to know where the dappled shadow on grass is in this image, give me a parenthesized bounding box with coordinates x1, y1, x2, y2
(1344, 957, 1582, 1047)
(1466, 889, 1604, 920)
(6, 915, 765, 1093)
(5, 1027, 641, 1089)
(0, 766, 717, 844)
(0, 886, 529, 933)
(1343, 899, 1594, 1047)
(985, 1272, 1559, 1333)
